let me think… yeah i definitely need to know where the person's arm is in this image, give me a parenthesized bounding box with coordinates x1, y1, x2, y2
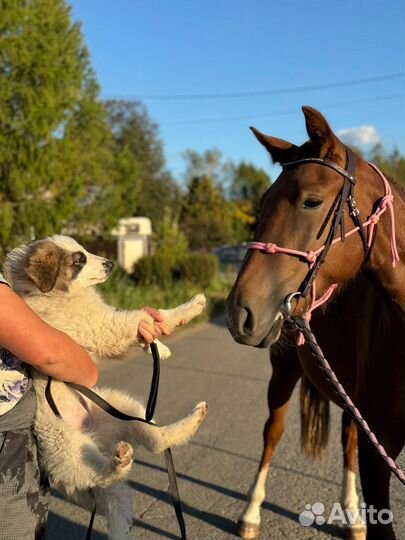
(0, 284, 98, 387)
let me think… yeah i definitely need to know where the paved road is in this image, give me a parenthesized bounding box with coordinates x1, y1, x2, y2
(46, 318, 404, 539)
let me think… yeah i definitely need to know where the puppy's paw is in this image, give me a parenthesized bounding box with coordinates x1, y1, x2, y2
(192, 401, 208, 425)
(189, 294, 206, 312)
(177, 294, 207, 325)
(114, 441, 133, 469)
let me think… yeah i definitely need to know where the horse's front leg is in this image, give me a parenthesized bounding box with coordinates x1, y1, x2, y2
(237, 345, 301, 539)
(340, 411, 366, 540)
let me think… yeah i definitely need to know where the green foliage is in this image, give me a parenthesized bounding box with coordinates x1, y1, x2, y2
(180, 150, 236, 249)
(100, 263, 232, 320)
(368, 144, 405, 184)
(132, 251, 219, 289)
(0, 0, 127, 258)
(154, 211, 189, 268)
(228, 161, 271, 242)
(132, 254, 173, 287)
(105, 100, 180, 226)
(230, 161, 271, 207)
(177, 253, 219, 287)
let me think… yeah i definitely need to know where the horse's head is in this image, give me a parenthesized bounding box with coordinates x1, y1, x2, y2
(227, 106, 377, 347)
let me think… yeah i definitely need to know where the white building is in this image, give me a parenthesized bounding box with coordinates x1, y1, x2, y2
(111, 217, 152, 272)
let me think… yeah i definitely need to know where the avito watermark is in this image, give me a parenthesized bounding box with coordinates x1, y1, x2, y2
(299, 501, 393, 527)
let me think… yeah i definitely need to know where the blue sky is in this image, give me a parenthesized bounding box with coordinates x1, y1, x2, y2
(69, 0, 405, 182)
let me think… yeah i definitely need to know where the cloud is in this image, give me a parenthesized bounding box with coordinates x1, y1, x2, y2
(337, 125, 381, 148)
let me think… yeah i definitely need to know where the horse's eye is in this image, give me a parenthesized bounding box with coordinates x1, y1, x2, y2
(303, 199, 323, 210)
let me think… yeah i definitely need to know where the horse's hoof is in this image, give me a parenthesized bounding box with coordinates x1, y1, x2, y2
(344, 525, 367, 540)
(236, 520, 260, 539)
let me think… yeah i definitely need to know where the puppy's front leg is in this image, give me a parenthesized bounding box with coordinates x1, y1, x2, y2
(97, 295, 206, 359)
(159, 293, 206, 330)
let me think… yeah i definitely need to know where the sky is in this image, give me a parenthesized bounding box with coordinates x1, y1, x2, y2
(69, 0, 405, 182)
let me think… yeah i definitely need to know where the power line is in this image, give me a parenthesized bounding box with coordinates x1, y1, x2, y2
(160, 93, 405, 127)
(110, 73, 404, 101)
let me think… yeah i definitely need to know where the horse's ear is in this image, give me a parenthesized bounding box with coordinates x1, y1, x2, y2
(302, 106, 337, 147)
(250, 127, 298, 164)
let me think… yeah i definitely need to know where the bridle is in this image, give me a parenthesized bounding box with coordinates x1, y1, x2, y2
(247, 147, 399, 317)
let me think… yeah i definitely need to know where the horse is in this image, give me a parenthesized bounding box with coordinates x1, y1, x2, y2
(226, 106, 405, 540)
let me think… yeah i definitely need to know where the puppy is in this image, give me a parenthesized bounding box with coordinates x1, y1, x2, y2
(4, 235, 208, 540)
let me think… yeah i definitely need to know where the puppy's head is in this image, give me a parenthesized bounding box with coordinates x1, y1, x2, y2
(4, 235, 114, 295)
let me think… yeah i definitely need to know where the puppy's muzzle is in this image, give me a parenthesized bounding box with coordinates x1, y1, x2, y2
(103, 260, 114, 274)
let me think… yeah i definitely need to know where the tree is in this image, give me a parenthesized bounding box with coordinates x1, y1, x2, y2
(368, 144, 405, 184)
(0, 0, 123, 257)
(105, 100, 180, 227)
(228, 161, 271, 241)
(180, 150, 235, 249)
(230, 161, 271, 208)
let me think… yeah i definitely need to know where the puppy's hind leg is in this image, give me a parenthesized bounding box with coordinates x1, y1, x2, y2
(93, 389, 208, 455)
(130, 401, 208, 454)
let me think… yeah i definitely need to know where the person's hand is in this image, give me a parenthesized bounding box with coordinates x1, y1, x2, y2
(138, 307, 172, 344)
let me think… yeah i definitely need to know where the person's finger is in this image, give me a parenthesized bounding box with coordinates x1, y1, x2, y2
(143, 307, 164, 322)
(139, 322, 160, 343)
(156, 321, 172, 336)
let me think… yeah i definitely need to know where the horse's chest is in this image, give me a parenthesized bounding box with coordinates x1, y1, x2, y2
(297, 341, 357, 406)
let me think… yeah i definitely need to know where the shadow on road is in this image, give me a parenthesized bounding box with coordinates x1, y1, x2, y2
(130, 459, 346, 538)
(46, 510, 107, 540)
(188, 441, 340, 486)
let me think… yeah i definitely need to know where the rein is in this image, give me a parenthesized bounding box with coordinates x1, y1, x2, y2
(45, 342, 187, 540)
(247, 152, 405, 485)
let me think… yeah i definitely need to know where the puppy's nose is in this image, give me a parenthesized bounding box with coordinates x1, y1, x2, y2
(103, 260, 114, 273)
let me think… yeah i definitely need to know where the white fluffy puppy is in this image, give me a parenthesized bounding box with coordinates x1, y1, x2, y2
(4, 235, 208, 540)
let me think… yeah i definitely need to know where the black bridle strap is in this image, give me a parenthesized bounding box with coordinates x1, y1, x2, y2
(282, 147, 368, 298)
(283, 155, 356, 183)
(45, 342, 187, 540)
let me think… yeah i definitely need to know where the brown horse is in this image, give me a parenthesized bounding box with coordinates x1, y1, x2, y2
(227, 107, 405, 540)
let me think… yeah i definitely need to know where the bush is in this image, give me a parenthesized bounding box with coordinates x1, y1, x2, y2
(177, 253, 219, 287)
(132, 254, 173, 286)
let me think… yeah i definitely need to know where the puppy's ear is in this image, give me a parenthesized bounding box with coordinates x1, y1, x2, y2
(26, 240, 63, 293)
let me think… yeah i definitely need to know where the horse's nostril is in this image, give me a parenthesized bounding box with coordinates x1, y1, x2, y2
(243, 306, 256, 334)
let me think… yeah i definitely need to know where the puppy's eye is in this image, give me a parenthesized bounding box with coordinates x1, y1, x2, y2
(72, 252, 87, 266)
(303, 199, 323, 210)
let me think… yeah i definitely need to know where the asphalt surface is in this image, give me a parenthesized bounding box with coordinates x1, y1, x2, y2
(46, 317, 404, 540)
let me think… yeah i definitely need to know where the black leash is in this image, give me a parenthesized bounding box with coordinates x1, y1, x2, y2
(45, 342, 187, 540)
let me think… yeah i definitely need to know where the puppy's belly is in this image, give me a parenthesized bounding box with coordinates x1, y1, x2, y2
(57, 393, 90, 429)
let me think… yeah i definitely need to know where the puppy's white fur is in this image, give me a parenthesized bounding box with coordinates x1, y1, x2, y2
(4, 235, 208, 540)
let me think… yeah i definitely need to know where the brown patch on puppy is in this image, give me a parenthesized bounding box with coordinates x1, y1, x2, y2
(26, 240, 64, 293)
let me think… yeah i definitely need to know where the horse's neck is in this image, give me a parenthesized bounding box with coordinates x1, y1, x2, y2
(367, 179, 405, 315)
